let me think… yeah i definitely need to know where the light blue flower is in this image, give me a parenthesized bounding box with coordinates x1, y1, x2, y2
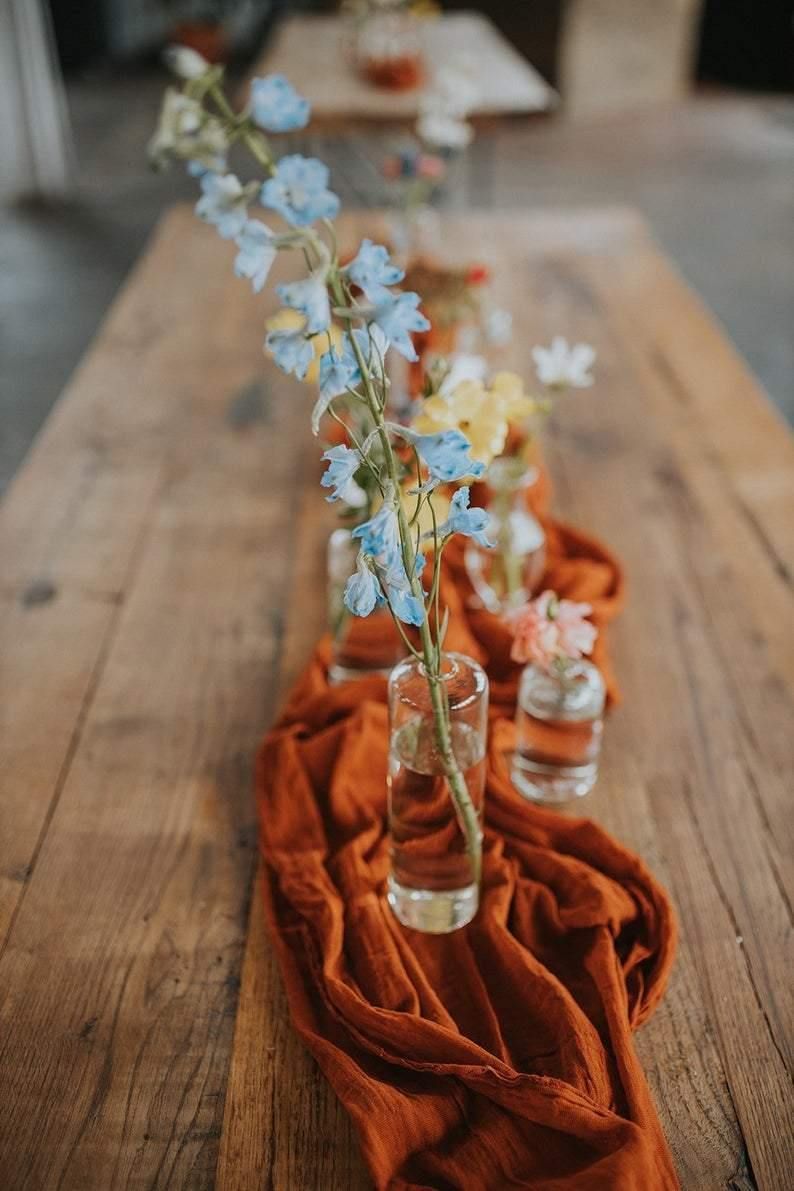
(352, 502, 401, 561)
(277, 274, 331, 334)
(371, 292, 430, 362)
(316, 325, 389, 407)
(344, 554, 384, 618)
(265, 326, 313, 379)
(311, 348, 356, 433)
(260, 155, 340, 227)
(344, 239, 404, 303)
(195, 172, 248, 239)
(345, 324, 390, 378)
(386, 583, 425, 627)
(438, 486, 493, 547)
(234, 219, 277, 293)
(321, 445, 362, 502)
(250, 75, 310, 133)
(379, 553, 426, 626)
(400, 427, 485, 487)
(349, 501, 427, 625)
(318, 348, 357, 399)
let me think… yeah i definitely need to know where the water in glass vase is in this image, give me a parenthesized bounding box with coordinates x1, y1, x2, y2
(388, 717, 485, 933)
(512, 660, 605, 803)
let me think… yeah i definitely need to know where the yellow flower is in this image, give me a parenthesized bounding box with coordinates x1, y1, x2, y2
(264, 309, 342, 386)
(490, 372, 538, 423)
(411, 373, 538, 467)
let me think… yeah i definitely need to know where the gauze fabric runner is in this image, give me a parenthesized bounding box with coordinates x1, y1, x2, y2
(256, 480, 679, 1190)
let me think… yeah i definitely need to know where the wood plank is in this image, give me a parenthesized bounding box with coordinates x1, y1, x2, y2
(0, 207, 320, 1187)
(214, 418, 373, 1190)
(217, 210, 794, 1190)
(0, 211, 205, 947)
(520, 248, 794, 1188)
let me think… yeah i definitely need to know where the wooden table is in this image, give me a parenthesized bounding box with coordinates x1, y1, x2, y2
(1, 207, 792, 1190)
(245, 12, 555, 125)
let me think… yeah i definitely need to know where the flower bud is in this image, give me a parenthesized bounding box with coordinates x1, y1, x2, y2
(164, 45, 210, 80)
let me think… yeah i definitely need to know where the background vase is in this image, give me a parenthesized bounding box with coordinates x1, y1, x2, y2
(465, 455, 546, 613)
(512, 660, 605, 803)
(387, 652, 488, 933)
(352, 6, 425, 90)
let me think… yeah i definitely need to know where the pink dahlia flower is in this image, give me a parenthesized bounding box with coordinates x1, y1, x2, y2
(505, 590, 597, 669)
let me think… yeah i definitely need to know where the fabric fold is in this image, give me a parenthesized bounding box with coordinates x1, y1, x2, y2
(255, 489, 678, 1189)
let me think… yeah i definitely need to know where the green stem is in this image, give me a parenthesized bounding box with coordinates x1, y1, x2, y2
(330, 270, 481, 887)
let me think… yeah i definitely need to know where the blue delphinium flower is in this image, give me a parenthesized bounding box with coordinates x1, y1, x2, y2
(265, 326, 313, 379)
(261, 155, 340, 226)
(318, 348, 357, 398)
(344, 554, 384, 618)
(344, 239, 404, 304)
(371, 292, 430, 361)
(400, 427, 485, 487)
(388, 589, 424, 626)
(312, 348, 356, 434)
(349, 502, 426, 626)
(250, 75, 310, 133)
(196, 172, 249, 239)
(314, 326, 390, 430)
(437, 486, 493, 547)
(352, 501, 401, 561)
(382, 565, 425, 626)
(321, 444, 362, 503)
(277, 274, 331, 334)
(234, 220, 277, 293)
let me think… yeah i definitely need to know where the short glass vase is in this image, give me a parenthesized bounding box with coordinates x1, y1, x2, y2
(512, 660, 605, 803)
(327, 528, 405, 684)
(465, 456, 546, 613)
(387, 653, 488, 933)
(352, 6, 425, 90)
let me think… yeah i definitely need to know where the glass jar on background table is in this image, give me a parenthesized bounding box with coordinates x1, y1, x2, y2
(349, 2, 426, 91)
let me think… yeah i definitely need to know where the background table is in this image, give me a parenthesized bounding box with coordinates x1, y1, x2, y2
(1, 207, 792, 1190)
(245, 12, 556, 124)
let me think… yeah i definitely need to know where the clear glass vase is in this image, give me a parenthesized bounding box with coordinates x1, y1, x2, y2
(352, 6, 425, 90)
(512, 660, 606, 803)
(327, 528, 406, 684)
(464, 456, 546, 613)
(387, 652, 488, 933)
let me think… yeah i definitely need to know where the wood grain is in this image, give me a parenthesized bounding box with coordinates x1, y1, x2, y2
(1, 207, 792, 1190)
(0, 208, 322, 1188)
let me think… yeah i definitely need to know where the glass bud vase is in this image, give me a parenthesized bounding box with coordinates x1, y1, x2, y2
(512, 661, 606, 803)
(327, 528, 405, 684)
(352, 7, 425, 90)
(387, 653, 488, 933)
(464, 456, 546, 614)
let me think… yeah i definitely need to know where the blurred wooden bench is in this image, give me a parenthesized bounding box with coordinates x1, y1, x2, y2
(1, 206, 792, 1189)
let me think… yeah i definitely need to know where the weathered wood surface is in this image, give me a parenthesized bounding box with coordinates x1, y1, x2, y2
(245, 13, 555, 124)
(1, 207, 792, 1189)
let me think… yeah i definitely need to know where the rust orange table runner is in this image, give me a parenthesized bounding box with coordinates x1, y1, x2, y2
(256, 477, 678, 1190)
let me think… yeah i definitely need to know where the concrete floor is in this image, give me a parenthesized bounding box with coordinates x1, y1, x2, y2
(1, 71, 792, 495)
